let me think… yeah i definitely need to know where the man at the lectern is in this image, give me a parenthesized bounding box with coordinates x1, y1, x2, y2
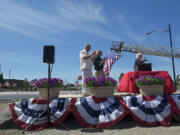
(134, 53, 147, 71)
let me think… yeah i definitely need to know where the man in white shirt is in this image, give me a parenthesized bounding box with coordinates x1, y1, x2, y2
(80, 44, 95, 96)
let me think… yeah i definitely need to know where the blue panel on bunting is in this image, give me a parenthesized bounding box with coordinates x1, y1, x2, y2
(50, 98, 66, 114)
(79, 98, 101, 118)
(49, 98, 71, 123)
(130, 96, 168, 115)
(178, 95, 180, 100)
(20, 99, 45, 118)
(170, 95, 180, 115)
(122, 95, 173, 126)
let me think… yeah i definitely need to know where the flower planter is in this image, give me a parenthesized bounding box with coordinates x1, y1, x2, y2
(88, 86, 115, 97)
(38, 87, 60, 99)
(138, 85, 164, 96)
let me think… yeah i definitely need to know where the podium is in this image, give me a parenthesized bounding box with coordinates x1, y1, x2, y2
(136, 63, 152, 71)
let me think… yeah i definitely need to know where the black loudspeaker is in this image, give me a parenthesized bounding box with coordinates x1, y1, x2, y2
(43, 46, 55, 64)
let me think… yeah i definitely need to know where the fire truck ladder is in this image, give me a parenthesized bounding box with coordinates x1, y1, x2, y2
(111, 41, 180, 58)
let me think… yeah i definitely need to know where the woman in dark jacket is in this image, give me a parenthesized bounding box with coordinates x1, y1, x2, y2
(134, 53, 147, 71)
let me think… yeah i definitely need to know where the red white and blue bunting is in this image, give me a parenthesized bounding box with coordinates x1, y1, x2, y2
(120, 95, 174, 126)
(50, 98, 72, 125)
(9, 95, 180, 130)
(167, 95, 180, 115)
(9, 98, 72, 130)
(71, 96, 127, 128)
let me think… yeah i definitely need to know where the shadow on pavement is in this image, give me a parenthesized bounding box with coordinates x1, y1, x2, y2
(81, 128, 104, 133)
(1, 113, 180, 133)
(0, 119, 22, 130)
(54, 113, 137, 132)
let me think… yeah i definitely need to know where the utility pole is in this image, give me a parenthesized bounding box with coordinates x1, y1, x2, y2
(168, 24, 176, 90)
(9, 69, 11, 81)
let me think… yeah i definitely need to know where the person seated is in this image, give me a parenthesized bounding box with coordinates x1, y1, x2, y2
(134, 53, 147, 71)
(93, 50, 107, 78)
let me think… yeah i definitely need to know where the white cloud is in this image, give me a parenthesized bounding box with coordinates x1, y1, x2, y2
(0, 49, 37, 64)
(56, 0, 107, 25)
(0, 22, 45, 40)
(116, 13, 147, 43)
(174, 33, 180, 48)
(0, 0, 117, 41)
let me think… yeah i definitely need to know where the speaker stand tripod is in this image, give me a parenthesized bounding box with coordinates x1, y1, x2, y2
(22, 63, 68, 134)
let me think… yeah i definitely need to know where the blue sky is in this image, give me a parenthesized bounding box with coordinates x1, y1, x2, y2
(0, 0, 180, 83)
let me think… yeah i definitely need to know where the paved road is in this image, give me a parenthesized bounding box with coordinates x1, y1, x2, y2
(1, 89, 180, 101)
(0, 91, 82, 101)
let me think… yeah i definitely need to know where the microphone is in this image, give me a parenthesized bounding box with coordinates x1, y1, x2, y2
(144, 57, 147, 61)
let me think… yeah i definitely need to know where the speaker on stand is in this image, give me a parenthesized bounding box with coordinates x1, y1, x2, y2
(22, 45, 55, 133)
(43, 46, 55, 125)
(23, 45, 67, 134)
(23, 45, 66, 133)
(43, 46, 55, 65)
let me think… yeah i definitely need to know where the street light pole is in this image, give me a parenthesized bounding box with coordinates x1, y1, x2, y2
(168, 24, 176, 90)
(9, 69, 11, 81)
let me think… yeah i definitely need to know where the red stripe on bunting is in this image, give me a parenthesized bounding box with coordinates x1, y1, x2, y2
(142, 95, 156, 101)
(32, 99, 49, 104)
(91, 96, 108, 104)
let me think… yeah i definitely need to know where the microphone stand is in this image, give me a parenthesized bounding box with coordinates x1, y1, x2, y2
(47, 62, 51, 125)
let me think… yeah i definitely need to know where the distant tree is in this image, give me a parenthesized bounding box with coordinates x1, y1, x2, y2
(0, 73, 4, 83)
(70, 84, 75, 87)
(24, 78, 28, 82)
(23, 78, 29, 90)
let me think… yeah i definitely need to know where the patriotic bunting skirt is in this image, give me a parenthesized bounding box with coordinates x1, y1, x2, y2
(8, 95, 180, 130)
(9, 98, 72, 130)
(71, 96, 127, 128)
(120, 95, 174, 126)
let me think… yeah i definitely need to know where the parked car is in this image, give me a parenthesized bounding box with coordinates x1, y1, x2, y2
(0, 88, 4, 92)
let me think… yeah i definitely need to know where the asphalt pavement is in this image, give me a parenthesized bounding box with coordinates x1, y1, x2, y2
(0, 91, 82, 101)
(1, 89, 180, 102)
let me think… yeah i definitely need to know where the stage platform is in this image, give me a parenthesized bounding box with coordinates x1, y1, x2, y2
(58, 91, 180, 98)
(58, 92, 135, 98)
(9, 94, 180, 130)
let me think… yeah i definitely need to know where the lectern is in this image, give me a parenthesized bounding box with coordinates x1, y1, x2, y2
(135, 63, 152, 71)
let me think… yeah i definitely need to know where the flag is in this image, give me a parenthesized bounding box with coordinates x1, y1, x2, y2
(30, 79, 37, 86)
(103, 53, 122, 77)
(3, 81, 9, 87)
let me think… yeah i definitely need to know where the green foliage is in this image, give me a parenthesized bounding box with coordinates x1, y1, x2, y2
(136, 75, 165, 87)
